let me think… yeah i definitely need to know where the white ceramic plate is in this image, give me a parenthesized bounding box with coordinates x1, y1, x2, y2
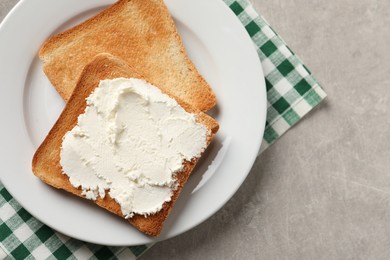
(0, 0, 266, 246)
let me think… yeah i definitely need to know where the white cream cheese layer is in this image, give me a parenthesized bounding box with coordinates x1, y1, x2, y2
(60, 78, 208, 218)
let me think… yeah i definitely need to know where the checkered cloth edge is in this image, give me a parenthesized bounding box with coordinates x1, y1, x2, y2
(0, 184, 150, 260)
(0, 0, 326, 259)
(224, 0, 326, 153)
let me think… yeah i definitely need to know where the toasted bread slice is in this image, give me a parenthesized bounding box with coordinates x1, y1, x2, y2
(32, 53, 219, 236)
(39, 0, 216, 112)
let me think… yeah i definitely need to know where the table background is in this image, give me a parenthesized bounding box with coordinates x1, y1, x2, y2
(2, 0, 390, 259)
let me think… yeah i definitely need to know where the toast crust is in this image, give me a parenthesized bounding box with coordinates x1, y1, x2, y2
(32, 53, 219, 236)
(39, 0, 216, 112)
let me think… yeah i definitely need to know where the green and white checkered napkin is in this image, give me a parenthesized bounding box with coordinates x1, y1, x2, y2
(0, 0, 326, 258)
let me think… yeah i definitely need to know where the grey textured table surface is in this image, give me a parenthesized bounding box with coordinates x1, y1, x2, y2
(2, 0, 390, 259)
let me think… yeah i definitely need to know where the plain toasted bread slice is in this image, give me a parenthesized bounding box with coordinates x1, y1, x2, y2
(32, 53, 219, 236)
(39, 0, 216, 112)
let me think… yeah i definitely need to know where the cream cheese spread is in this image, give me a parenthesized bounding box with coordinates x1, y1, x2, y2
(60, 78, 209, 218)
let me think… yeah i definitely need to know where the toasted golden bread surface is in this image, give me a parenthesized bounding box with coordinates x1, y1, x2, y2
(39, 0, 216, 112)
(32, 53, 219, 236)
